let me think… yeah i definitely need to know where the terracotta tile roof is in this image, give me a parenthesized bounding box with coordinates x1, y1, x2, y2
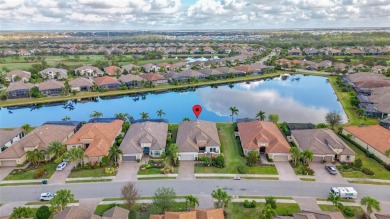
(102, 206, 129, 219)
(93, 76, 121, 86)
(0, 128, 23, 146)
(237, 121, 291, 153)
(150, 209, 224, 219)
(140, 73, 165, 81)
(0, 124, 77, 159)
(291, 129, 355, 156)
(119, 122, 168, 154)
(104, 66, 123, 76)
(38, 79, 65, 91)
(176, 120, 220, 153)
(66, 120, 123, 157)
(344, 125, 390, 157)
(233, 65, 255, 72)
(6, 81, 34, 92)
(195, 208, 224, 219)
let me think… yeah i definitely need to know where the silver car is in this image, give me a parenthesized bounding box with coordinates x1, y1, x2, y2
(56, 162, 67, 171)
(325, 165, 338, 175)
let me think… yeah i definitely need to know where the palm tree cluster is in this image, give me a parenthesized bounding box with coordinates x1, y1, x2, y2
(290, 147, 314, 167)
(211, 188, 231, 209)
(26, 141, 67, 167)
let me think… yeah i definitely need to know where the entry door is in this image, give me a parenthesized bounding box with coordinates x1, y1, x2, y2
(143, 147, 150, 155)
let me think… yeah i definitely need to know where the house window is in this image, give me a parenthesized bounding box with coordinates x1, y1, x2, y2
(154, 151, 161, 156)
(346, 156, 350, 161)
(210, 148, 217, 153)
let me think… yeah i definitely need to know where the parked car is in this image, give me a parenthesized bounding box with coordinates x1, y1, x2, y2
(233, 176, 241, 180)
(325, 165, 337, 175)
(56, 162, 67, 171)
(40, 192, 54, 201)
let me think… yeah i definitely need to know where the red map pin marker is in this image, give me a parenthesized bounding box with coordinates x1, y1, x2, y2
(192, 105, 202, 119)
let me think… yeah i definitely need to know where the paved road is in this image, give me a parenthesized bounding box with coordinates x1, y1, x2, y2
(1, 180, 390, 203)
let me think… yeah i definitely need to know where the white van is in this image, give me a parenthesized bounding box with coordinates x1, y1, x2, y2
(330, 187, 358, 199)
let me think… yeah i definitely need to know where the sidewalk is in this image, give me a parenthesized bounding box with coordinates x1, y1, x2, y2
(346, 178, 390, 183)
(194, 174, 279, 178)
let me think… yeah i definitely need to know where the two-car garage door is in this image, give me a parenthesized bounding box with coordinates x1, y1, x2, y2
(272, 155, 290, 162)
(178, 153, 196, 161)
(122, 155, 137, 162)
(0, 160, 17, 167)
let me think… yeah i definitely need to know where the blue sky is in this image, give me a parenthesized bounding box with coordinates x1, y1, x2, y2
(0, 0, 389, 30)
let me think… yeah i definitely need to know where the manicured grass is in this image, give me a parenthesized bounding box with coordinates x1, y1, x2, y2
(138, 177, 176, 180)
(238, 196, 293, 200)
(300, 178, 316, 181)
(225, 202, 301, 218)
(348, 180, 390, 186)
(65, 179, 112, 183)
(328, 76, 378, 126)
(0, 182, 42, 186)
(68, 167, 116, 178)
(195, 123, 278, 175)
(4, 163, 57, 180)
(241, 177, 279, 180)
(318, 204, 365, 219)
(25, 200, 79, 205)
(338, 134, 390, 180)
(94, 202, 187, 219)
(137, 167, 178, 175)
(0, 72, 283, 107)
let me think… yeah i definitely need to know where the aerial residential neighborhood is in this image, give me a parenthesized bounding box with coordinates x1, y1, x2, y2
(0, 1, 390, 219)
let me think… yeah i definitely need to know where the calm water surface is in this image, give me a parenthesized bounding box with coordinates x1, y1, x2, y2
(0, 74, 347, 128)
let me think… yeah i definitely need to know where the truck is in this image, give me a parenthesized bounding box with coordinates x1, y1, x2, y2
(330, 187, 358, 199)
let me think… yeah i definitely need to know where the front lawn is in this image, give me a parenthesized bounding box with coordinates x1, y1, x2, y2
(137, 167, 178, 175)
(225, 202, 301, 219)
(4, 163, 57, 180)
(68, 167, 116, 178)
(337, 135, 390, 180)
(318, 204, 365, 219)
(194, 123, 278, 175)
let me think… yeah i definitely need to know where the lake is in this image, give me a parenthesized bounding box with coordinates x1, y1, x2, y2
(0, 74, 347, 128)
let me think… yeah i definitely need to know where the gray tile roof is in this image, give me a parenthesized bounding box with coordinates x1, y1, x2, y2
(0, 128, 23, 146)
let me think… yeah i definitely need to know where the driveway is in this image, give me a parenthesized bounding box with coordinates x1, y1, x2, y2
(294, 197, 321, 211)
(177, 161, 195, 180)
(0, 202, 26, 217)
(0, 167, 14, 182)
(309, 163, 347, 184)
(78, 198, 102, 213)
(49, 163, 74, 184)
(113, 162, 140, 182)
(274, 162, 299, 181)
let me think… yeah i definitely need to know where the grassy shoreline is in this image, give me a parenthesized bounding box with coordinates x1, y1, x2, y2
(1, 72, 287, 107)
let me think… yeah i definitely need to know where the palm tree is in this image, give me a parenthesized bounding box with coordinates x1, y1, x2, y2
(182, 117, 190, 121)
(140, 112, 149, 119)
(259, 204, 276, 219)
(156, 109, 166, 118)
(26, 149, 45, 166)
(62, 116, 71, 121)
(256, 111, 266, 121)
(90, 111, 103, 119)
(185, 195, 199, 208)
(66, 147, 85, 167)
(327, 192, 341, 209)
(50, 189, 74, 212)
(108, 146, 122, 166)
(385, 149, 390, 157)
(211, 188, 231, 209)
(47, 141, 66, 159)
(229, 106, 239, 122)
(290, 147, 301, 166)
(21, 124, 33, 133)
(361, 196, 381, 219)
(302, 149, 314, 165)
(115, 113, 130, 121)
(10, 207, 33, 219)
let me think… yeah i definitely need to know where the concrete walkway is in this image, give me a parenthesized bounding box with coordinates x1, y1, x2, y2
(274, 162, 299, 181)
(0, 167, 14, 182)
(177, 161, 195, 180)
(0, 201, 27, 218)
(196, 195, 215, 209)
(347, 178, 390, 183)
(194, 174, 278, 178)
(49, 163, 74, 184)
(294, 197, 321, 211)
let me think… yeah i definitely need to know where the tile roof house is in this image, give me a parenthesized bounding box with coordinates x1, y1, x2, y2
(66, 120, 123, 163)
(176, 120, 221, 161)
(177, 70, 206, 80)
(6, 81, 34, 99)
(102, 206, 129, 219)
(142, 63, 160, 73)
(104, 66, 123, 76)
(119, 121, 168, 162)
(118, 74, 144, 87)
(5, 70, 31, 82)
(39, 68, 68, 79)
(75, 66, 104, 77)
(54, 206, 101, 219)
(288, 48, 302, 56)
(121, 64, 140, 73)
(38, 79, 65, 96)
(0, 128, 24, 149)
(199, 68, 225, 78)
(291, 129, 355, 163)
(0, 123, 78, 167)
(237, 121, 291, 161)
(140, 73, 168, 85)
(69, 77, 94, 91)
(216, 67, 246, 77)
(150, 208, 224, 219)
(343, 125, 390, 164)
(294, 210, 345, 219)
(93, 76, 122, 90)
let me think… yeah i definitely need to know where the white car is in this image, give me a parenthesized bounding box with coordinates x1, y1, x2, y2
(56, 162, 67, 171)
(40, 192, 54, 201)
